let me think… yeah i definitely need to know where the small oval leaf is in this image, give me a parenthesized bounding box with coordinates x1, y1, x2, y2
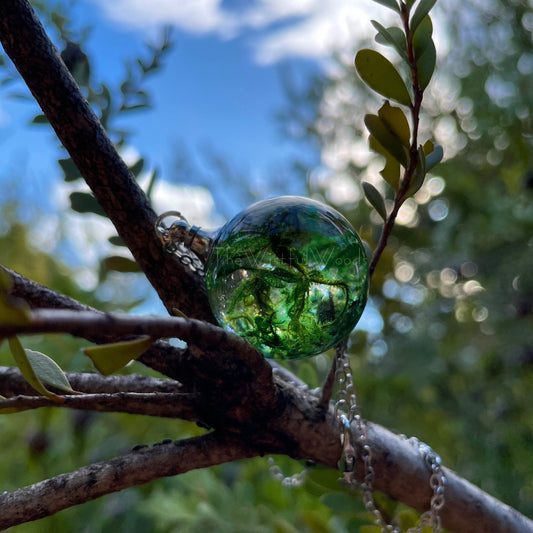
(372, 22, 407, 60)
(378, 102, 411, 148)
(355, 49, 412, 106)
(30, 114, 49, 125)
(369, 134, 403, 190)
(8, 337, 64, 401)
(108, 235, 127, 247)
(363, 182, 387, 221)
(84, 336, 154, 376)
(69, 191, 107, 217)
(25, 350, 77, 394)
(410, 0, 437, 35)
(406, 146, 427, 196)
(58, 158, 82, 182)
(371, 0, 401, 13)
(365, 114, 410, 167)
(417, 38, 437, 90)
(0, 269, 31, 325)
(425, 143, 444, 170)
(413, 15, 433, 58)
(101, 255, 141, 274)
(129, 158, 145, 177)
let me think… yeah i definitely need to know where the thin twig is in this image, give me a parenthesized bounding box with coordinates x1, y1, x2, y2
(0, 391, 201, 418)
(0, 367, 183, 396)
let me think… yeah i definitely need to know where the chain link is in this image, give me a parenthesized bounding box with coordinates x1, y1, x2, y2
(154, 211, 206, 276)
(267, 457, 309, 487)
(334, 345, 445, 533)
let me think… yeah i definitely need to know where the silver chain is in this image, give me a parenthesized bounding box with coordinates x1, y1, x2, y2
(154, 211, 205, 276)
(334, 345, 446, 533)
(267, 457, 309, 487)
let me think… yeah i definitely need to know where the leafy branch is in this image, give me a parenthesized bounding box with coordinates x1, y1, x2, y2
(356, 0, 443, 278)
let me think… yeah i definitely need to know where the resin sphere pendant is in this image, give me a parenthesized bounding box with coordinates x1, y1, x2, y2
(204, 196, 369, 360)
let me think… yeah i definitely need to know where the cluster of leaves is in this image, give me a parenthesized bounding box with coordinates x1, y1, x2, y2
(355, 0, 443, 228)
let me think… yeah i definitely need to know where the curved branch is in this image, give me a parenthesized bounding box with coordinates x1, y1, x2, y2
(0, 0, 214, 322)
(0, 432, 258, 531)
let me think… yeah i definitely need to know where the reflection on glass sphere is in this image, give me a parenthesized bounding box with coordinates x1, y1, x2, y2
(205, 196, 369, 360)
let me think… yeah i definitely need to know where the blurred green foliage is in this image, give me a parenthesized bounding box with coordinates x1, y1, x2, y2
(282, 0, 533, 519)
(1, 0, 533, 531)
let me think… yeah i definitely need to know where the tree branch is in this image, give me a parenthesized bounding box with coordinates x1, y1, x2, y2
(3, 266, 193, 379)
(0, 367, 183, 396)
(0, 0, 214, 322)
(0, 432, 258, 531)
(0, 391, 200, 418)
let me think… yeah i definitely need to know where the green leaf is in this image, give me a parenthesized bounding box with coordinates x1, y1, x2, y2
(0, 269, 31, 325)
(320, 492, 357, 513)
(371, 0, 400, 13)
(8, 337, 64, 401)
(119, 103, 149, 113)
(108, 235, 126, 247)
(0, 268, 13, 291)
(410, 0, 437, 35)
(416, 38, 437, 90)
(407, 146, 427, 196)
(425, 143, 444, 170)
(30, 114, 49, 125)
(369, 136, 401, 190)
(129, 157, 145, 177)
(145, 168, 158, 199)
(306, 466, 346, 493)
(58, 158, 81, 182)
(372, 22, 407, 60)
(25, 350, 77, 394)
(69, 191, 107, 217)
(101, 255, 141, 274)
(378, 101, 411, 148)
(413, 15, 433, 58)
(84, 336, 154, 375)
(355, 49, 412, 106)
(365, 114, 410, 167)
(171, 308, 189, 319)
(363, 182, 387, 221)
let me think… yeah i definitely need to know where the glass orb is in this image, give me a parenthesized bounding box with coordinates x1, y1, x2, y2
(205, 196, 369, 360)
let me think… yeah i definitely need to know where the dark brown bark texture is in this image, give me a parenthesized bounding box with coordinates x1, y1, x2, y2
(0, 1, 532, 533)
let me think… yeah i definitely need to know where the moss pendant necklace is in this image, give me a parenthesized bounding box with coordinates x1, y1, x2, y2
(156, 195, 369, 360)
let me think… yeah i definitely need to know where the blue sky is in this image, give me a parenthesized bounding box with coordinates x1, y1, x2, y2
(0, 0, 385, 220)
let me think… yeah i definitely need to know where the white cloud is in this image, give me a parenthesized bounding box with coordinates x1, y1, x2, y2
(44, 174, 219, 275)
(96, 0, 238, 37)
(92, 0, 384, 64)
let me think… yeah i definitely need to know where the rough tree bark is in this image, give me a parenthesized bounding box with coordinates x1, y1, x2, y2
(0, 1, 532, 533)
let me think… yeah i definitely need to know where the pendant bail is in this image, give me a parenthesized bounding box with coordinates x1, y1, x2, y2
(155, 211, 214, 264)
